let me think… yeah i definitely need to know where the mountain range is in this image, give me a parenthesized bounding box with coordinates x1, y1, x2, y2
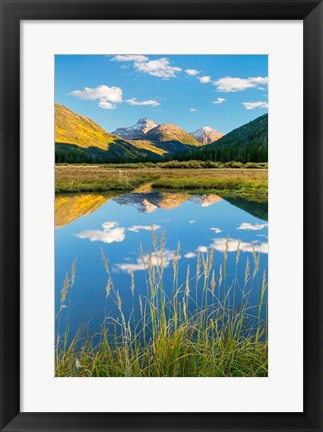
(55, 103, 268, 163)
(55, 104, 224, 163)
(112, 118, 222, 146)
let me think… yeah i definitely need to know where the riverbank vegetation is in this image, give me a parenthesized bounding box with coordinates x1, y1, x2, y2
(57, 160, 268, 170)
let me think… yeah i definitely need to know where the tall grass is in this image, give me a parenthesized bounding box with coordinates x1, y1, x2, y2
(55, 233, 268, 377)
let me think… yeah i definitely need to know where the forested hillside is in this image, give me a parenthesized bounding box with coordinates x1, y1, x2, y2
(174, 114, 268, 163)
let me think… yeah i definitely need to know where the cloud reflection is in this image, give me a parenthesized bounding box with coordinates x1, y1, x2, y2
(237, 222, 268, 231)
(76, 221, 126, 244)
(128, 224, 161, 233)
(212, 238, 268, 254)
(198, 246, 208, 253)
(184, 252, 197, 259)
(116, 249, 177, 273)
(210, 227, 222, 234)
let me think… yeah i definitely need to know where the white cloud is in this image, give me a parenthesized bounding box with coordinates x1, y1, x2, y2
(185, 69, 199, 76)
(190, 108, 198, 112)
(126, 98, 161, 107)
(237, 222, 268, 231)
(198, 246, 208, 253)
(184, 252, 197, 259)
(102, 221, 119, 230)
(210, 227, 222, 234)
(112, 54, 148, 62)
(242, 101, 268, 110)
(70, 83, 162, 110)
(214, 76, 268, 92)
(250, 77, 269, 85)
(134, 57, 182, 79)
(212, 97, 226, 105)
(70, 85, 123, 110)
(212, 238, 268, 254)
(112, 55, 182, 79)
(98, 101, 115, 110)
(70, 85, 122, 102)
(76, 221, 125, 244)
(116, 249, 177, 273)
(189, 220, 196, 224)
(198, 75, 212, 84)
(128, 224, 161, 233)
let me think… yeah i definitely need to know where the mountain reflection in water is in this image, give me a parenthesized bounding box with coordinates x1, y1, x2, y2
(55, 191, 224, 226)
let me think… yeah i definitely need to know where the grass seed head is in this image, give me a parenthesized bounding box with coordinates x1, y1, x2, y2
(106, 277, 112, 299)
(101, 247, 110, 275)
(245, 257, 250, 286)
(219, 265, 223, 288)
(60, 272, 69, 305)
(211, 270, 216, 294)
(130, 272, 135, 296)
(71, 258, 77, 286)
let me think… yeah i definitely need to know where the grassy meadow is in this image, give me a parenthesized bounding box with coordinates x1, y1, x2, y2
(55, 164, 268, 199)
(55, 233, 268, 377)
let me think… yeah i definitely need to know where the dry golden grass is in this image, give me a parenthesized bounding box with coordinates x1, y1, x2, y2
(56, 165, 268, 195)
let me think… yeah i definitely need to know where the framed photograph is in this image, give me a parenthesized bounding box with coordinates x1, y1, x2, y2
(0, 0, 322, 431)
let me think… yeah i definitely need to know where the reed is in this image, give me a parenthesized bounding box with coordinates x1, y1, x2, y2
(55, 234, 268, 377)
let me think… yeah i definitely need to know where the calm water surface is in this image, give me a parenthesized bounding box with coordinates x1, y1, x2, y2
(55, 189, 268, 338)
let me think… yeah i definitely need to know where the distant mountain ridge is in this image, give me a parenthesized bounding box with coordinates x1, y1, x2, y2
(190, 126, 224, 145)
(114, 119, 202, 147)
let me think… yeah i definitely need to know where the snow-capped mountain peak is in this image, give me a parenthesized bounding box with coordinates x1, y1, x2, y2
(113, 118, 159, 140)
(190, 126, 224, 145)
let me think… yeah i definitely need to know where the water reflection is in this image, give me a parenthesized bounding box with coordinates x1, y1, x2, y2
(55, 192, 117, 227)
(113, 192, 222, 214)
(55, 189, 268, 338)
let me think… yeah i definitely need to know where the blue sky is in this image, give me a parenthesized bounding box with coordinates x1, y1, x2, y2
(55, 55, 268, 134)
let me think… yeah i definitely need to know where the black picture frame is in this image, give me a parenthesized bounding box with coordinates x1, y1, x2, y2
(0, 0, 322, 431)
